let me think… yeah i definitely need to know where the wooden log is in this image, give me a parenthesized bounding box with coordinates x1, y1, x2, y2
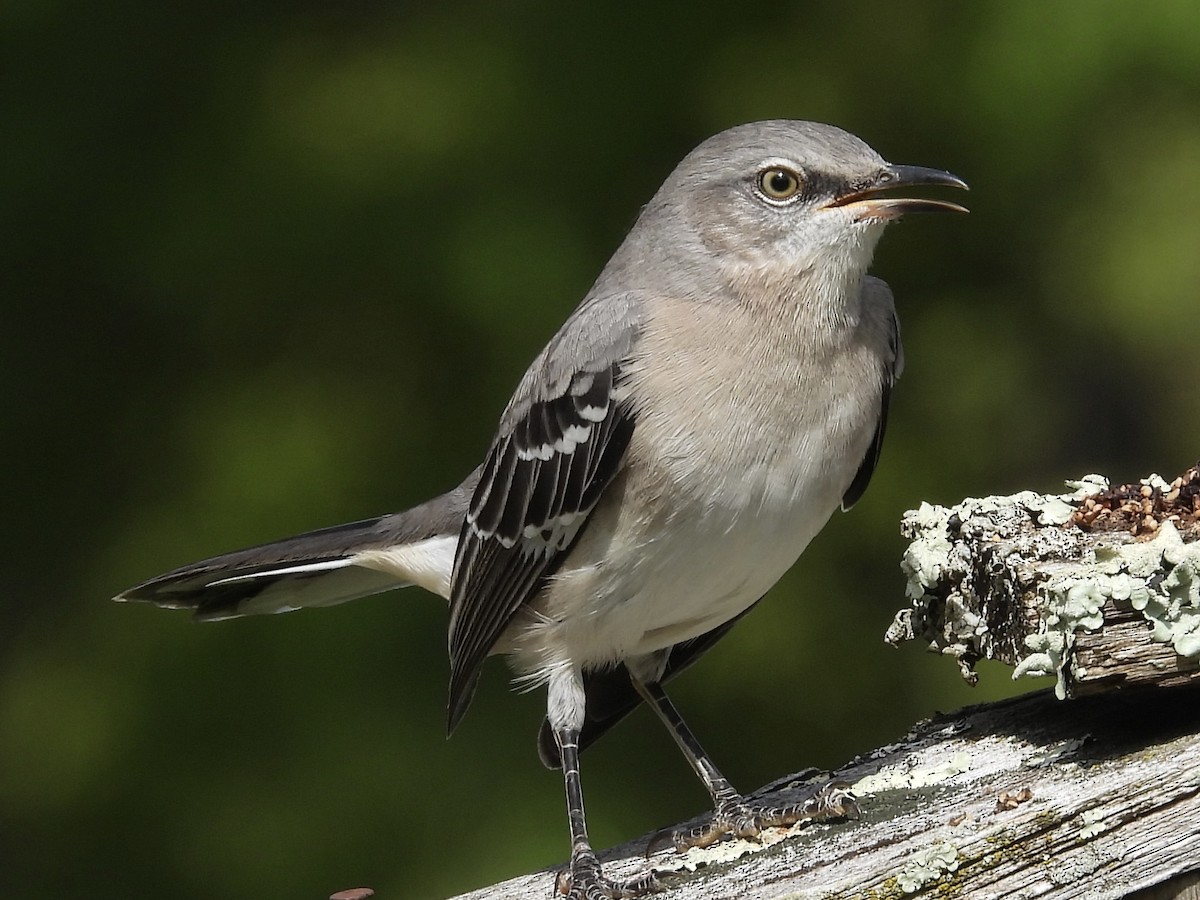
(450, 687, 1200, 899)
(887, 466, 1200, 697)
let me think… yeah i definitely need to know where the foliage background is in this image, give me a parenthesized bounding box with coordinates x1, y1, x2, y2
(4, 1, 1199, 897)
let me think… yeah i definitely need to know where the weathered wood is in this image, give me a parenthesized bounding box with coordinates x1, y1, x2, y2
(1072, 612, 1200, 695)
(450, 687, 1200, 900)
(887, 467, 1200, 698)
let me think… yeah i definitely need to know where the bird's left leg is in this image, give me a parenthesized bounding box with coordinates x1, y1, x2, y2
(631, 676, 859, 852)
(550, 667, 664, 899)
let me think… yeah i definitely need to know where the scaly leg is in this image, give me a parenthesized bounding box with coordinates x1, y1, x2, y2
(553, 726, 665, 898)
(631, 677, 859, 851)
(549, 666, 665, 898)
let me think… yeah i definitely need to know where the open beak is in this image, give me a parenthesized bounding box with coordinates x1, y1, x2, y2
(827, 164, 969, 221)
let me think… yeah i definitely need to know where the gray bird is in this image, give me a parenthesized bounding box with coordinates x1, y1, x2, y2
(116, 120, 967, 898)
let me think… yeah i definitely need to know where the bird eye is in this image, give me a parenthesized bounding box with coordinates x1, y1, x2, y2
(757, 167, 802, 201)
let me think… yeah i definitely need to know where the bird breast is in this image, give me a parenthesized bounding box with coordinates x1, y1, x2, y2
(506, 289, 887, 678)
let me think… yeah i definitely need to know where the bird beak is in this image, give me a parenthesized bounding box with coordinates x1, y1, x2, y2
(827, 164, 969, 221)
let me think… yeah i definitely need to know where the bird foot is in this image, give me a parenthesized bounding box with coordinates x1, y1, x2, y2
(555, 850, 666, 899)
(666, 781, 860, 852)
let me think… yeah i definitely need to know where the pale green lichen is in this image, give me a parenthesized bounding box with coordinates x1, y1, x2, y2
(901, 502, 955, 601)
(1019, 519, 1200, 696)
(1012, 579, 1105, 697)
(893, 480, 1106, 680)
(1077, 808, 1106, 841)
(1064, 474, 1112, 499)
(896, 841, 960, 893)
(895, 474, 1199, 694)
(1140, 533, 1200, 657)
(853, 752, 971, 795)
(1027, 494, 1079, 526)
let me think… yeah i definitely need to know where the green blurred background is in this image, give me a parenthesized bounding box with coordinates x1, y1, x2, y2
(4, 1, 1200, 897)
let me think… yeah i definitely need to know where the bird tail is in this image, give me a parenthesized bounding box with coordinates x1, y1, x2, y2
(114, 471, 479, 622)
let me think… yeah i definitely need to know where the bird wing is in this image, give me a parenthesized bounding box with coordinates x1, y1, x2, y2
(446, 292, 643, 731)
(842, 277, 904, 511)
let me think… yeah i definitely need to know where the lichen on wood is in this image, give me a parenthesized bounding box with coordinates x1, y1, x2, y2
(887, 465, 1200, 698)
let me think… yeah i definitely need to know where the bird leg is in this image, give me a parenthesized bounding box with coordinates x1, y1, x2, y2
(554, 727, 666, 899)
(633, 678, 859, 853)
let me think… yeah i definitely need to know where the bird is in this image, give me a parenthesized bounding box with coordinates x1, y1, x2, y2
(115, 119, 967, 898)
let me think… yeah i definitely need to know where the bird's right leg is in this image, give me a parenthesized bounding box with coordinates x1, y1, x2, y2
(548, 667, 663, 899)
(631, 676, 858, 851)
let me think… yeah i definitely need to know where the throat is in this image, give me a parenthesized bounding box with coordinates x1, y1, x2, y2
(727, 260, 869, 344)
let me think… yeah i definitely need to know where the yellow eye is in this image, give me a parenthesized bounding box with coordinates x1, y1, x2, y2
(758, 167, 802, 201)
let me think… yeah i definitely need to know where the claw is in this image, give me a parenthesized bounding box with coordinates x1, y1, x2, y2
(665, 781, 860, 853)
(556, 851, 666, 899)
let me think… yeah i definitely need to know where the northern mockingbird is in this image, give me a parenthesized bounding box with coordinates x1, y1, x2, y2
(117, 120, 967, 899)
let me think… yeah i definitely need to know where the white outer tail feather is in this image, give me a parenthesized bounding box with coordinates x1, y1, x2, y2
(200, 535, 459, 620)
